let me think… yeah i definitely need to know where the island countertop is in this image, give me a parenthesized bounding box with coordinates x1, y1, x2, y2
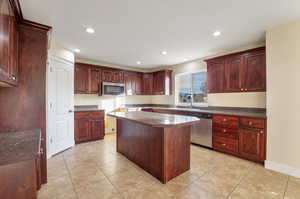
(108, 111, 200, 127)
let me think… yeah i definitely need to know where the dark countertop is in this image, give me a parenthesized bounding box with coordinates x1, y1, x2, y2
(108, 111, 200, 128)
(74, 105, 105, 112)
(0, 129, 41, 166)
(122, 104, 267, 118)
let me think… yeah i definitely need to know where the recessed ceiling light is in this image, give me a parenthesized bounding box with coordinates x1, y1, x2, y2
(137, 61, 141, 65)
(213, 31, 221, 37)
(86, 27, 95, 34)
(161, 51, 167, 55)
(74, 48, 80, 53)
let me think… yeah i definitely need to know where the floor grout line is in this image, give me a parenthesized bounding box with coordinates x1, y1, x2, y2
(225, 163, 255, 199)
(62, 153, 80, 199)
(282, 175, 290, 199)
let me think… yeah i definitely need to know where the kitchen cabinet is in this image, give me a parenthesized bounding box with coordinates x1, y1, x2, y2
(124, 71, 143, 95)
(74, 63, 101, 94)
(142, 108, 266, 163)
(75, 64, 89, 93)
(142, 73, 153, 95)
(153, 70, 172, 95)
(206, 59, 225, 93)
(205, 47, 266, 93)
(0, 0, 19, 87)
(90, 66, 101, 94)
(102, 69, 124, 83)
(75, 111, 105, 144)
(239, 117, 266, 162)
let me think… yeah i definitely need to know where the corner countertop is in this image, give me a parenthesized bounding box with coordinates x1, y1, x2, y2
(108, 111, 201, 128)
(74, 105, 105, 112)
(122, 104, 267, 118)
(0, 129, 41, 166)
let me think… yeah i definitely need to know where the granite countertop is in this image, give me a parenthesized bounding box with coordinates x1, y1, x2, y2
(0, 129, 41, 166)
(123, 104, 267, 118)
(108, 111, 200, 128)
(74, 105, 105, 112)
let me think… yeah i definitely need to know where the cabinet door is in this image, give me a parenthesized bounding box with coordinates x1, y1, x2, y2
(142, 73, 153, 95)
(224, 55, 243, 92)
(124, 72, 134, 95)
(153, 71, 165, 95)
(239, 129, 265, 162)
(0, 2, 10, 80)
(90, 67, 101, 94)
(75, 64, 89, 93)
(75, 119, 91, 143)
(90, 120, 104, 140)
(135, 73, 143, 95)
(207, 60, 225, 93)
(243, 50, 266, 92)
(112, 70, 124, 83)
(102, 69, 113, 82)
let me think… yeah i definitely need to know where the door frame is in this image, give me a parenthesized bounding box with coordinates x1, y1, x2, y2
(46, 49, 75, 158)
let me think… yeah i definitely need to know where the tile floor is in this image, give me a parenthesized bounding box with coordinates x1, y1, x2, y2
(39, 134, 300, 199)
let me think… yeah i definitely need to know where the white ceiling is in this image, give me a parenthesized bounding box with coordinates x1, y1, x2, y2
(20, 0, 300, 68)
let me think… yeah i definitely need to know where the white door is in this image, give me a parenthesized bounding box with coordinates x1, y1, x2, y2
(47, 53, 74, 157)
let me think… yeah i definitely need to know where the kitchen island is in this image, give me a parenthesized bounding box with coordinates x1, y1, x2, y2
(108, 111, 200, 183)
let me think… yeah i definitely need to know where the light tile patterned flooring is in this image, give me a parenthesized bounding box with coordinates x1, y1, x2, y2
(39, 134, 300, 199)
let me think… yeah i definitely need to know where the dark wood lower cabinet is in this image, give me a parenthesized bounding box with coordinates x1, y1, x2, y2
(142, 108, 266, 163)
(75, 111, 105, 144)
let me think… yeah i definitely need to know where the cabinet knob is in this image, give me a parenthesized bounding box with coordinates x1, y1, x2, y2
(223, 129, 227, 133)
(221, 143, 226, 146)
(11, 75, 16, 80)
(241, 88, 244, 91)
(249, 121, 253, 125)
(260, 130, 264, 134)
(223, 119, 227, 122)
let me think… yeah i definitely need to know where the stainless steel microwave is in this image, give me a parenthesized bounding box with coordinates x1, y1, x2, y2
(102, 82, 125, 96)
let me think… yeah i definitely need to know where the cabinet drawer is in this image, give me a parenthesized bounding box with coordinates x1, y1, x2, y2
(213, 127, 238, 140)
(89, 111, 104, 119)
(75, 112, 90, 119)
(213, 115, 238, 129)
(213, 136, 238, 155)
(240, 117, 265, 129)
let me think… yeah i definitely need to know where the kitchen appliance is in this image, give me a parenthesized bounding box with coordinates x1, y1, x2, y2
(190, 112, 213, 148)
(102, 82, 125, 96)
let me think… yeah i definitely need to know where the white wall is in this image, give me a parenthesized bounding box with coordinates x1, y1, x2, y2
(265, 20, 300, 177)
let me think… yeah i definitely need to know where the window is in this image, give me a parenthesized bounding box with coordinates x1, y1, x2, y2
(176, 72, 207, 106)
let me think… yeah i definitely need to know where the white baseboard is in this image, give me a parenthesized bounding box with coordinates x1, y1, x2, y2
(265, 160, 300, 178)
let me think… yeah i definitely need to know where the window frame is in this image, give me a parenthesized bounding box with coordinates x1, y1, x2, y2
(175, 70, 208, 107)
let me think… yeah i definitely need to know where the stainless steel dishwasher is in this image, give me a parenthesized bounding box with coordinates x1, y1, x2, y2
(190, 112, 213, 148)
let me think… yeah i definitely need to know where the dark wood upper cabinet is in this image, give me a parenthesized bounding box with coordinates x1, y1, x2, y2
(207, 59, 225, 93)
(0, 0, 19, 86)
(102, 69, 124, 83)
(205, 47, 266, 93)
(74, 64, 89, 93)
(243, 50, 266, 92)
(153, 70, 172, 95)
(90, 66, 101, 94)
(142, 73, 153, 95)
(224, 55, 243, 92)
(135, 72, 143, 95)
(74, 62, 172, 96)
(74, 63, 101, 94)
